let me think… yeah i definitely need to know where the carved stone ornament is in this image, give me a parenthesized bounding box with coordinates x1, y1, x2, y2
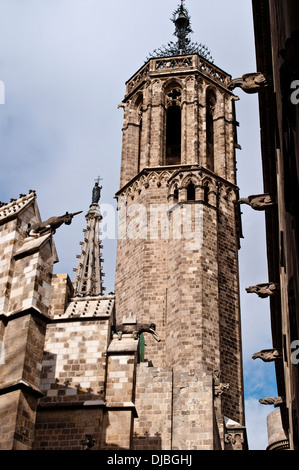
(259, 397, 284, 408)
(228, 72, 268, 94)
(239, 193, 276, 210)
(246, 283, 279, 298)
(213, 370, 229, 397)
(27, 211, 82, 237)
(224, 432, 244, 451)
(252, 349, 282, 362)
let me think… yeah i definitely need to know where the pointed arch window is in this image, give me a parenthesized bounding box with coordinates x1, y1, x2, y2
(135, 94, 143, 173)
(203, 183, 209, 203)
(206, 89, 216, 172)
(165, 87, 182, 165)
(173, 186, 179, 202)
(187, 181, 196, 201)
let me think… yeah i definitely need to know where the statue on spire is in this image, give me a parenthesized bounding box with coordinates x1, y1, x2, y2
(73, 178, 105, 297)
(92, 177, 102, 204)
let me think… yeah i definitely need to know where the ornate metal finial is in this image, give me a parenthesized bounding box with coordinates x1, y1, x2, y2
(173, 0, 192, 53)
(148, 1, 213, 62)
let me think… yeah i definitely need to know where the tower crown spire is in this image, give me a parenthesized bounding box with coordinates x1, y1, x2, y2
(148, 1, 213, 62)
(173, 0, 192, 54)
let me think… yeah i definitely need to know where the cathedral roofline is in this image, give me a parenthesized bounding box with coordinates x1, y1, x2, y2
(0, 190, 38, 225)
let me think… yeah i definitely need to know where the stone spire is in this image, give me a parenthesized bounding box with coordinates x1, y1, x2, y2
(73, 179, 105, 297)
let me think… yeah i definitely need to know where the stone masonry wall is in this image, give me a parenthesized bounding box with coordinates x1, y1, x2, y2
(33, 290, 114, 450)
(39, 318, 111, 401)
(0, 218, 18, 315)
(8, 238, 54, 316)
(33, 407, 104, 450)
(0, 196, 56, 450)
(132, 362, 172, 450)
(115, 171, 173, 367)
(217, 186, 245, 425)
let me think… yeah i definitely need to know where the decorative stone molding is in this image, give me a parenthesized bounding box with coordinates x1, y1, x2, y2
(117, 165, 239, 209)
(224, 416, 247, 450)
(125, 54, 232, 99)
(0, 190, 37, 224)
(224, 431, 244, 450)
(267, 439, 290, 451)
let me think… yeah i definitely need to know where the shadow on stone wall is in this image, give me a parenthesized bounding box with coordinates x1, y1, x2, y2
(132, 431, 162, 450)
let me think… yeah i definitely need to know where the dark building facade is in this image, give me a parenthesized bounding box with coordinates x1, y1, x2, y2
(245, 0, 299, 451)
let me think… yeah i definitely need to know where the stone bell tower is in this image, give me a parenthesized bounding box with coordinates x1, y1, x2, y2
(115, 1, 247, 450)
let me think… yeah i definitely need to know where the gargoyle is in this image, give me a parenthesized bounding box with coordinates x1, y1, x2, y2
(115, 323, 161, 343)
(246, 283, 279, 298)
(252, 349, 282, 362)
(228, 72, 268, 94)
(239, 193, 276, 211)
(27, 211, 82, 237)
(259, 397, 284, 408)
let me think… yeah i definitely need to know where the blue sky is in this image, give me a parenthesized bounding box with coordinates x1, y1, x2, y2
(0, 0, 278, 450)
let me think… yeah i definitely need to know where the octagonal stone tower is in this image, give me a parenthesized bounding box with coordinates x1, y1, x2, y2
(114, 2, 247, 450)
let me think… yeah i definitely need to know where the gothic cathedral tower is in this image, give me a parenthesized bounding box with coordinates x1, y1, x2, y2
(114, 2, 247, 450)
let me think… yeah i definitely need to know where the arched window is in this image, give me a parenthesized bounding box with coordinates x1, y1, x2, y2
(187, 181, 196, 201)
(203, 183, 209, 203)
(135, 94, 143, 173)
(165, 88, 182, 165)
(138, 115, 142, 173)
(173, 186, 179, 202)
(206, 89, 216, 172)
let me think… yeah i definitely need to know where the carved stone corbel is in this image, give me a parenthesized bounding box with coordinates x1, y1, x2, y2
(252, 349, 282, 362)
(228, 72, 268, 94)
(239, 193, 276, 211)
(246, 283, 279, 298)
